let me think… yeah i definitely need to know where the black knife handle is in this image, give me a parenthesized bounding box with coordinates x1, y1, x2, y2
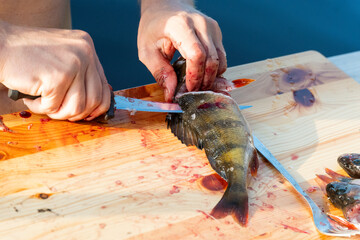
(7, 89, 115, 122)
(8, 89, 40, 100)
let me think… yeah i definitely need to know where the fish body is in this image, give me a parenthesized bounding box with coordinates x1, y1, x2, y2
(166, 58, 258, 226)
(317, 168, 360, 225)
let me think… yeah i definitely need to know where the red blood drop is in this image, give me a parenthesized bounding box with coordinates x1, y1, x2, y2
(19, 111, 32, 118)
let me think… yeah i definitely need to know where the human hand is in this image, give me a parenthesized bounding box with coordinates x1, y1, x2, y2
(138, 0, 227, 102)
(0, 21, 111, 121)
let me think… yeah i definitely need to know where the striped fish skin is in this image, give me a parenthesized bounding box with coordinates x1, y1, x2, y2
(166, 58, 258, 226)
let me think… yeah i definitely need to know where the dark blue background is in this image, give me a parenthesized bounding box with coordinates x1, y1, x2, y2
(71, 0, 360, 90)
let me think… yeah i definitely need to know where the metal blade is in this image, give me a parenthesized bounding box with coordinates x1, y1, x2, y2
(114, 95, 252, 113)
(252, 134, 308, 196)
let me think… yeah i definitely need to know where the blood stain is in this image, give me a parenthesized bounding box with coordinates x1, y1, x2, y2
(189, 174, 202, 183)
(196, 210, 211, 219)
(267, 192, 276, 200)
(99, 223, 106, 229)
(138, 176, 145, 180)
(115, 180, 123, 185)
(306, 186, 318, 193)
(19, 111, 32, 118)
(40, 118, 51, 124)
(35, 145, 42, 151)
(291, 154, 299, 160)
(169, 185, 180, 194)
(200, 173, 227, 191)
(293, 88, 315, 107)
(232, 78, 255, 88)
(281, 224, 309, 234)
(67, 173, 76, 178)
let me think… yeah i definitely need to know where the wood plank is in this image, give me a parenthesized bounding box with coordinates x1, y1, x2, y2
(1, 50, 360, 239)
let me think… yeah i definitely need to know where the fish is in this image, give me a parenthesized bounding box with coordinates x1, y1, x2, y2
(338, 153, 360, 179)
(166, 57, 259, 226)
(317, 168, 360, 227)
(326, 181, 360, 225)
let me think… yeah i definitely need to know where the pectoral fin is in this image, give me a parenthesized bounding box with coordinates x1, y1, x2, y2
(166, 113, 203, 149)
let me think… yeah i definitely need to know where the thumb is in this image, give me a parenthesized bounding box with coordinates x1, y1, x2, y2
(139, 48, 177, 102)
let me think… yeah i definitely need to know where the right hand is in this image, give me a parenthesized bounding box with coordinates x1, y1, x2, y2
(0, 21, 111, 121)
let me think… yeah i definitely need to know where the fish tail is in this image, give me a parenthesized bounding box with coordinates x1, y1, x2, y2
(210, 183, 248, 226)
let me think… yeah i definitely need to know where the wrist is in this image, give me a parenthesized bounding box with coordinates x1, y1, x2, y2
(140, 0, 194, 15)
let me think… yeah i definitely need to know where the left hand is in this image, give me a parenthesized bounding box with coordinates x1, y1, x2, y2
(138, 0, 227, 102)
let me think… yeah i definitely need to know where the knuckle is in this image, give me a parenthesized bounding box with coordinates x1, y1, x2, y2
(175, 12, 191, 25)
(208, 17, 220, 29)
(207, 56, 220, 67)
(72, 105, 86, 116)
(74, 30, 93, 43)
(188, 44, 206, 62)
(79, 40, 93, 57)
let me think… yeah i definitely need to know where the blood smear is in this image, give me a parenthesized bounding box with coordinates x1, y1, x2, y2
(232, 78, 255, 88)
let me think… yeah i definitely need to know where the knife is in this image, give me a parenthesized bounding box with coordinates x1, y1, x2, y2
(8, 89, 252, 118)
(252, 134, 310, 200)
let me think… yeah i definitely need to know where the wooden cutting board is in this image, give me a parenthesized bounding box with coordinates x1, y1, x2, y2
(1, 51, 360, 240)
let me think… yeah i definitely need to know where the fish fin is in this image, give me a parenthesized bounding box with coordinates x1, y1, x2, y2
(325, 168, 351, 182)
(249, 149, 259, 177)
(327, 213, 359, 230)
(316, 174, 335, 184)
(166, 113, 203, 149)
(314, 176, 328, 193)
(210, 184, 248, 226)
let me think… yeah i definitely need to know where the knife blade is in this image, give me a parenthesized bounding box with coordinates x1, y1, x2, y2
(8, 89, 252, 116)
(113, 95, 252, 113)
(252, 134, 309, 196)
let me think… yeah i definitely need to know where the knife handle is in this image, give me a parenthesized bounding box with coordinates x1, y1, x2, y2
(8, 89, 115, 122)
(8, 89, 40, 100)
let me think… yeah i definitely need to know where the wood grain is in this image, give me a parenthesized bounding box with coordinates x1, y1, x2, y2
(1, 51, 360, 239)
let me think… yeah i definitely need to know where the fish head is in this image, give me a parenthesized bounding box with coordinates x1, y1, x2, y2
(172, 57, 187, 99)
(338, 153, 360, 178)
(326, 182, 360, 210)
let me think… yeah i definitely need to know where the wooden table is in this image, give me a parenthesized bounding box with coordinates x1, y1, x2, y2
(1, 50, 360, 240)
